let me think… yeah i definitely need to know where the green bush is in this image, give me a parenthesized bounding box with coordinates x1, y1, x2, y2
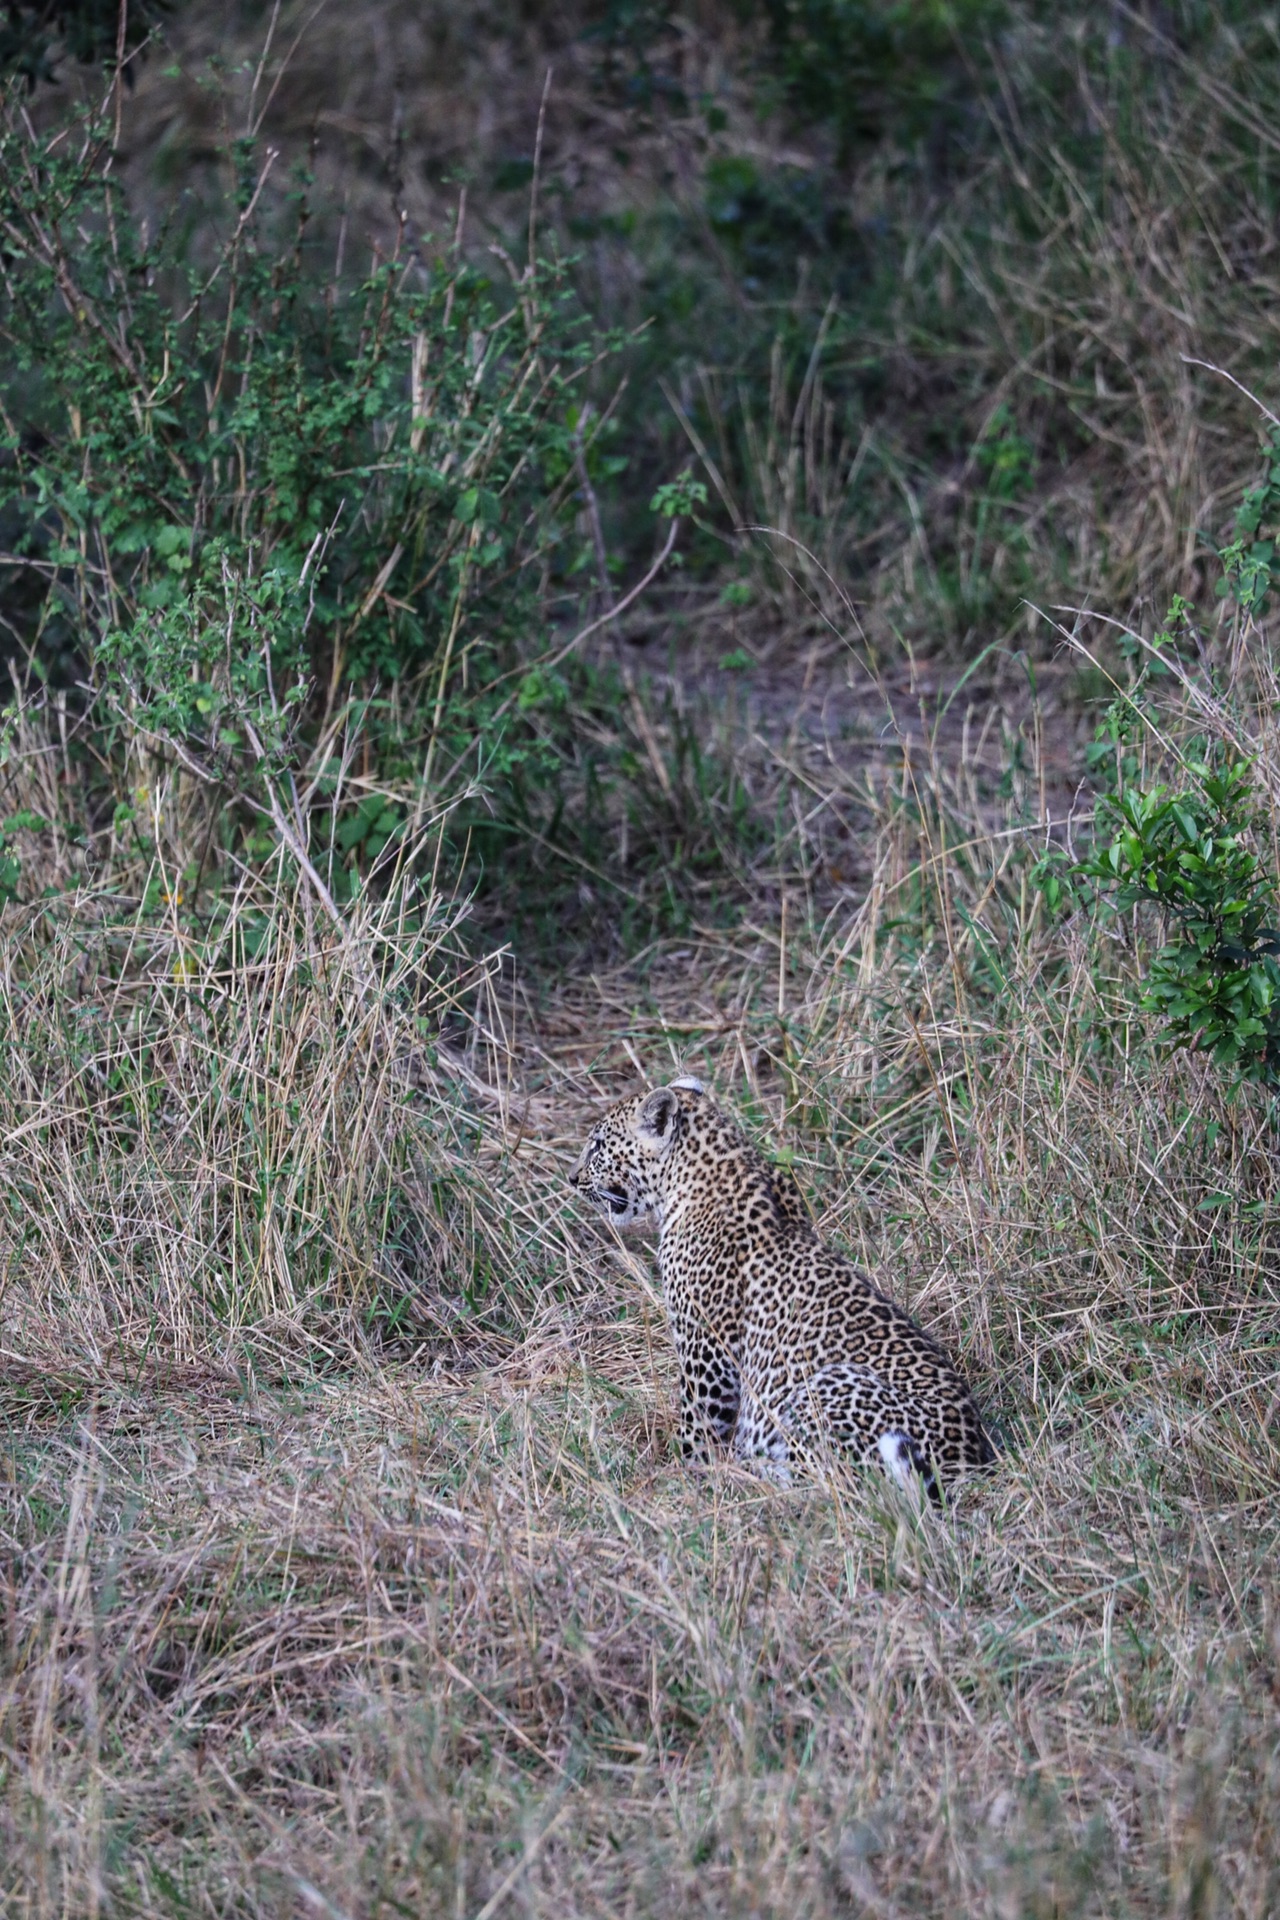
(0, 98, 600, 697)
(1079, 739, 1280, 1085)
(1041, 425, 1280, 1089)
(0, 71, 757, 941)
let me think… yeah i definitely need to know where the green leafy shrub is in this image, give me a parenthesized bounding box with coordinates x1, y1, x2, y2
(1042, 422, 1280, 1089)
(0, 69, 756, 941)
(1218, 424, 1280, 617)
(1078, 744, 1280, 1084)
(0, 98, 600, 698)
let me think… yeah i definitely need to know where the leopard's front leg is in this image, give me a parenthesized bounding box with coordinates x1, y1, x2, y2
(671, 1326, 741, 1462)
(661, 1221, 745, 1465)
(731, 1389, 793, 1484)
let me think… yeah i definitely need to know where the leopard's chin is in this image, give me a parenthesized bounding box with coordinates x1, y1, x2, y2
(582, 1185, 628, 1215)
(585, 1185, 650, 1225)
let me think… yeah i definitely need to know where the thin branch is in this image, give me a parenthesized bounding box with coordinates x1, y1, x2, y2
(1180, 357, 1280, 432)
(542, 516, 680, 671)
(527, 68, 554, 276)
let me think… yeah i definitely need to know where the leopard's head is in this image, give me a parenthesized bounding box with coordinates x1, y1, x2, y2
(568, 1078, 703, 1226)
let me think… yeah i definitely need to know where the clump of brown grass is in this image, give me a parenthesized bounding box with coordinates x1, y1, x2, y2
(0, 715, 542, 1382)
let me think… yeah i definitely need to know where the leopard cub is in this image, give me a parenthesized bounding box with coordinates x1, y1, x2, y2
(569, 1078, 993, 1493)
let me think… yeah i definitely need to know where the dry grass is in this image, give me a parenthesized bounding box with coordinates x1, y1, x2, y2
(5, 7, 1280, 1911)
(5, 1355, 1276, 1917)
(690, 13, 1280, 661)
(5, 631, 1280, 1917)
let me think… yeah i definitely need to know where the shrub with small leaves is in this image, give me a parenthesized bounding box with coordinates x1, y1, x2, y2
(1077, 751, 1280, 1083)
(0, 69, 730, 934)
(1040, 450, 1280, 1090)
(0, 94, 606, 701)
(1218, 425, 1280, 617)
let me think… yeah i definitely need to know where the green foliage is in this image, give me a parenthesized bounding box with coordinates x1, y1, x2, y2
(97, 548, 311, 778)
(0, 102, 601, 696)
(702, 152, 844, 292)
(751, 0, 1010, 158)
(1041, 442, 1280, 1088)
(0, 808, 43, 905)
(649, 471, 707, 518)
(1218, 425, 1280, 617)
(592, 0, 1010, 157)
(455, 651, 772, 949)
(0, 63, 771, 946)
(1078, 748, 1280, 1084)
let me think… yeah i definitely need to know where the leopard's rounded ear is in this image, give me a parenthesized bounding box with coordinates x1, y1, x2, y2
(637, 1086, 681, 1150)
(669, 1075, 705, 1095)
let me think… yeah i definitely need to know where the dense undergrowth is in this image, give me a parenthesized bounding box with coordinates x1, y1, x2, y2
(3, 0, 1280, 940)
(2, 5, 1280, 1917)
(102, 0, 1280, 647)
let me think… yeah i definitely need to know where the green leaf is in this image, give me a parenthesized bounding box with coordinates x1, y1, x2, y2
(650, 470, 708, 518)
